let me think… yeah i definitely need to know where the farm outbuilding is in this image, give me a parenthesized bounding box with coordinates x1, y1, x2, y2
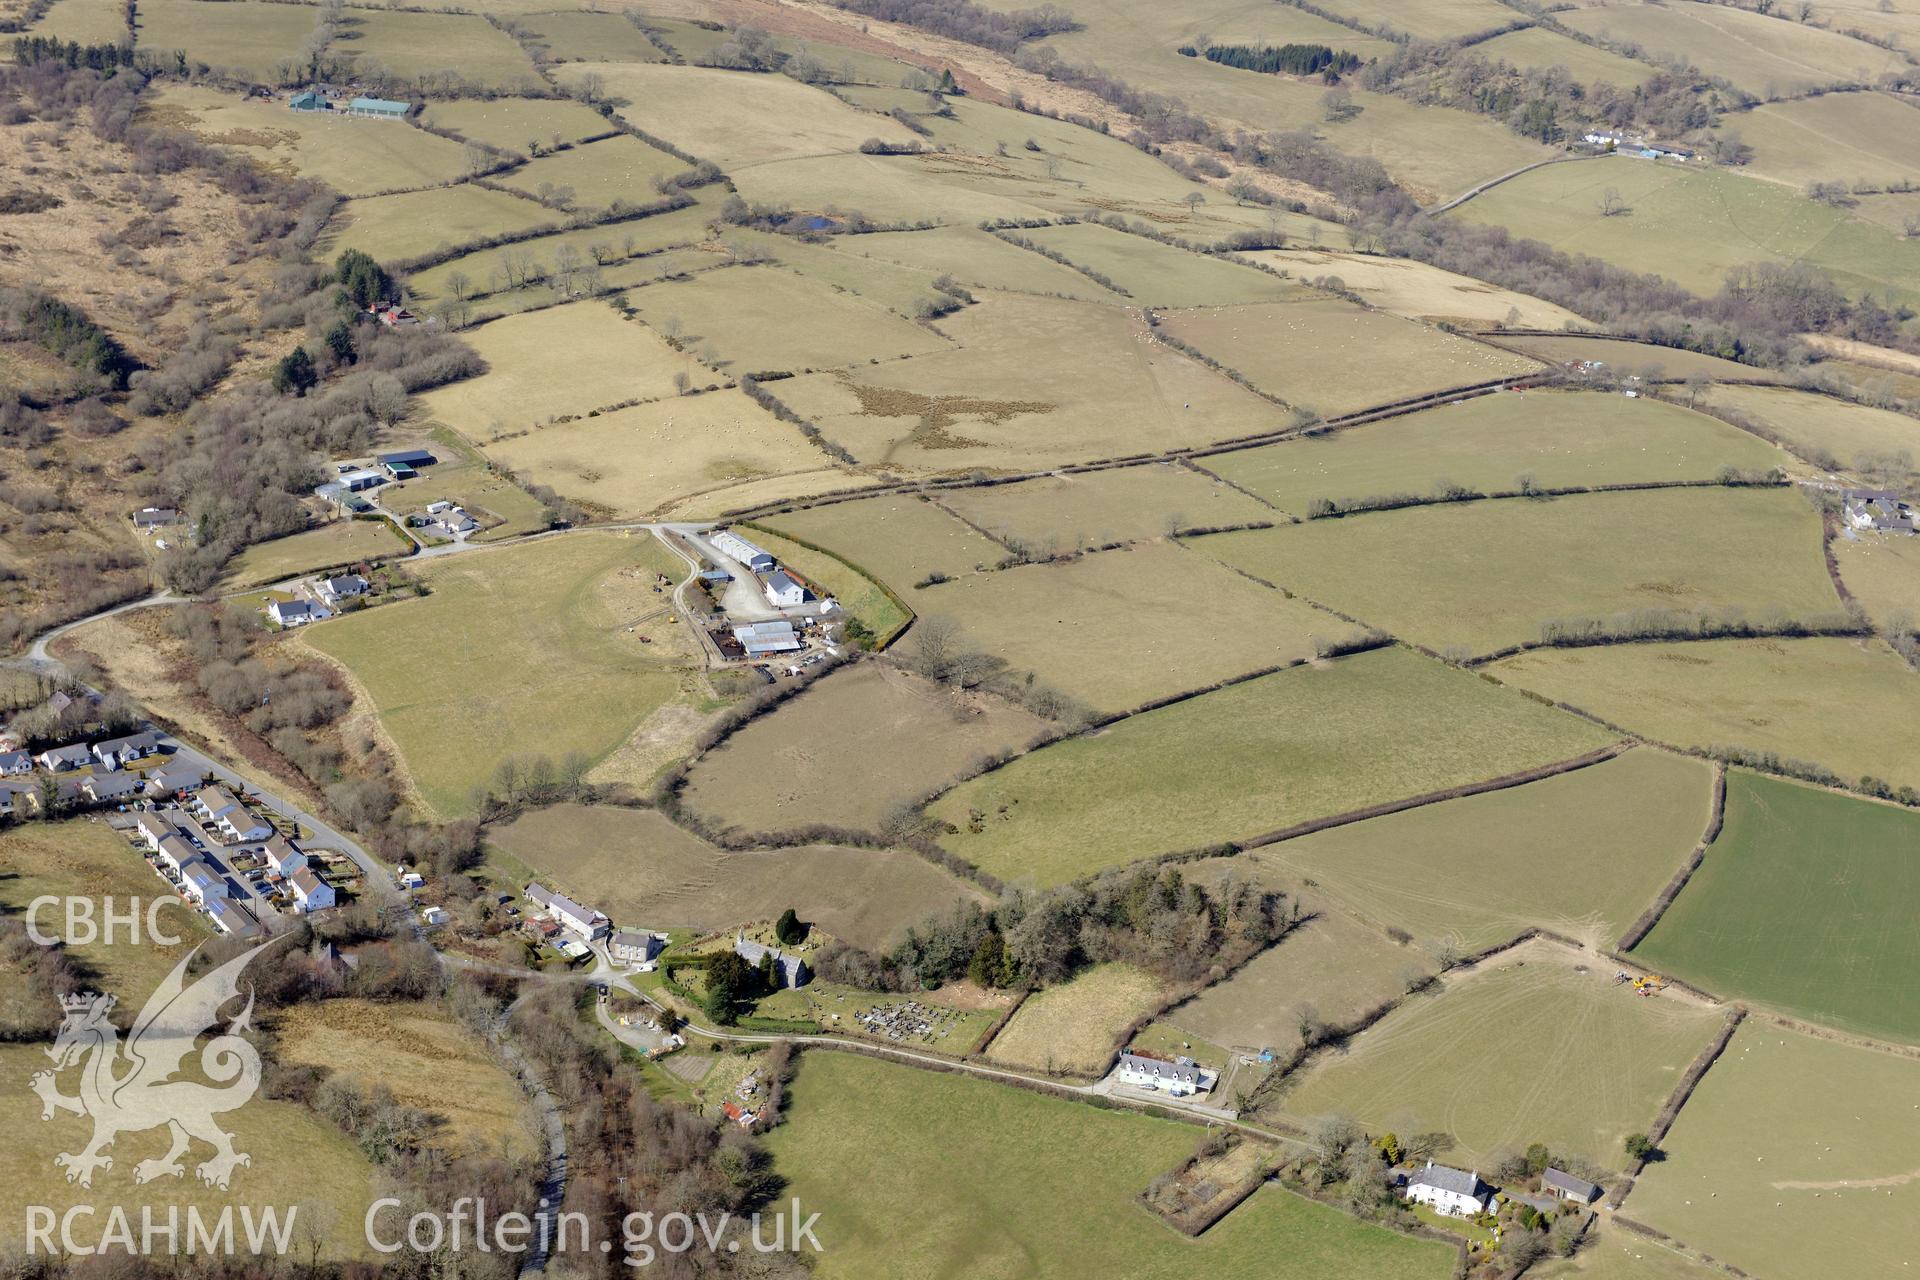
(347, 96, 410, 119)
(711, 529, 776, 572)
(733, 621, 802, 657)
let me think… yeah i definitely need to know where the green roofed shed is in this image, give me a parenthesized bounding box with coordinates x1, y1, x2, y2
(347, 96, 410, 119)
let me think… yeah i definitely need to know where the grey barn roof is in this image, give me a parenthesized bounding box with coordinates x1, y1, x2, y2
(1543, 1168, 1600, 1201)
(1409, 1163, 1486, 1198)
(1118, 1052, 1204, 1087)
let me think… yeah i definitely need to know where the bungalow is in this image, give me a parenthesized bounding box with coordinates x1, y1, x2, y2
(261, 835, 307, 878)
(347, 96, 410, 119)
(762, 570, 809, 608)
(525, 882, 610, 939)
(81, 770, 140, 803)
(374, 305, 420, 328)
(721, 1101, 758, 1129)
(290, 865, 337, 912)
(0, 749, 33, 775)
(610, 929, 663, 965)
(316, 573, 370, 606)
(1405, 1162, 1492, 1218)
(436, 508, 477, 535)
(135, 811, 179, 851)
(269, 599, 332, 628)
(1542, 1168, 1601, 1205)
(0, 781, 38, 819)
(1113, 1051, 1209, 1096)
(734, 933, 809, 988)
(36, 744, 92, 773)
(206, 896, 263, 938)
(711, 529, 775, 573)
(131, 507, 180, 531)
(732, 620, 802, 657)
(145, 762, 205, 797)
(92, 731, 162, 769)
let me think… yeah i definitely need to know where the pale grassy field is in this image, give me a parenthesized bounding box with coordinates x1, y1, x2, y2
(519, 9, 664, 62)
(844, 225, 1128, 300)
(496, 134, 687, 211)
(420, 96, 620, 151)
(1170, 903, 1435, 1058)
(985, 963, 1168, 1075)
(482, 388, 852, 518)
(939, 462, 1276, 548)
(489, 804, 987, 949)
(1531, 1224, 1736, 1280)
(909, 540, 1355, 714)
(329, 184, 555, 265)
(1199, 487, 1838, 654)
(1697, 383, 1920, 468)
(780, 292, 1280, 475)
(405, 204, 716, 305)
(763, 493, 1005, 591)
(1496, 333, 1792, 382)
(1491, 635, 1920, 789)
(1252, 248, 1588, 326)
(1019, 223, 1301, 308)
(930, 645, 1614, 884)
(680, 661, 1048, 834)
(1279, 944, 1725, 1171)
(219, 517, 410, 587)
(1243, 748, 1713, 951)
(721, 229, 951, 317)
(339, 8, 542, 90)
(1560, 0, 1906, 95)
(1730, 90, 1920, 188)
(554, 62, 921, 167)
(30, 0, 126, 43)
(1312, 0, 1518, 38)
(1156, 300, 1541, 416)
(420, 300, 693, 437)
(1629, 1024, 1920, 1280)
(1469, 25, 1658, 87)
(305, 533, 701, 815)
(274, 998, 537, 1157)
(620, 262, 949, 375)
(135, 0, 312, 80)
(1204, 390, 1783, 515)
(729, 151, 1056, 226)
(151, 85, 471, 196)
(1832, 532, 1920, 628)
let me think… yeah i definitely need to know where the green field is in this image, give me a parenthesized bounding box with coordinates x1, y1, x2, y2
(1636, 771, 1920, 1042)
(1313, 0, 1516, 38)
(939, 463, 1277, 548)
(489, 804, 986, 950)
(1469, 26, 1658, 87)
(1279, 946, 1725, 1172)
(1560, 0, 1905, 96)
(1491, 635, 1920, 791)
(420, 300, 692, 438)
(518, 10, 664, 62)
(763, 494, 1004, 592)
(765, 1052, 1458, 1280)
(330, 184, 555, 265)
(1018, 223, 1299, 308)
(404, 204, 715, 307)
(1531, 1224, 1729, 1280)
(135, 0, 312, 80)
(1730, 90, 1920, 188)
(305, 533, 699, 815)
(1697, 383, 1920, 471)
(901, 540, 1355, 715)
(1194, 487, 1838, 655)
(31, 0, 126, 44)
(1251, 248, 1586, 327)
(219, 517, 411, 587)
(1244, 748, 1713, 951)
(1832, 532, 1920, 629)
(1156, 300, 1541, 416)
(1454, 154, 1920, 305)
(338, 8, 542, 91)
(720, 229, 954, 318)
(496, 134, 686, 211)
(1492, 333, 1791, 383)
(1628, 1023, 1920, 1280)
(1204, 390, 1783, 516)
(680, 661, 1048, 835)
(845, 225, 1129, 301)
(420, 96, 620, 152)
(930, 644, 1614, 884)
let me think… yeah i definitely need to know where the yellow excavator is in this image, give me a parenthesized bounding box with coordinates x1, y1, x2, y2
(1632, 974, 1668, 996)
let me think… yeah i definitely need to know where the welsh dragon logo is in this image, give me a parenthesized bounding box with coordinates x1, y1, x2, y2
(29, 941, 275, 1190)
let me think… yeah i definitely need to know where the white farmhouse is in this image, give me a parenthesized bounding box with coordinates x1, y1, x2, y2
(1405, 1162, 1491, 1218)
(290, 865, 337, 912)
(1113, 1051, 1210, 1097)
(761, 570, 809, 608)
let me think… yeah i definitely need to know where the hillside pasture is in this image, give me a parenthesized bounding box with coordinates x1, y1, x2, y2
(1490, 635, 1920, 791)
(1494, 333, 1790, 383)
(420, 96, 620, 151)
(1017, 222, 1301, 307)
(482, 388, 850, 519)
(31, 0, 126, 43)
(489, 804, 986, 949)
(1244, 748, 1713, 952)
(762, 494, 1004, 591)
(1203, 390, 1783, 516)
(984, 963, 1168, 1076)
(1636, 771, 1920, 1042)
(1279, 944, 1725, 1171)
(1629, 1023, 1920, 1280)
(1831, 532, 1920, 629)
(518, 10, 665, 62)
(842, 225, 1126, 300)
(1155, 300, 1540, 416)
(304, 533, 700, 815)
(679, 662, 1049, 835)
(152, 85, 471, 195)
(778, 293, 1281, 475)
(335, 8, 543, 91)
(929, 645, 1614, 885)
(329, 184, 555, 265)
(219, 517, 411, 587)
(404, 204, 716, 306)
(1530, 1224, 1731, 1280)
(1193, 487, 1839, 655)
(728, 150, 1057, 226)
(905, 540, 1354, 715)
(419, 301, 692, 438)
(1467, 26, 1659, 87)
(1730, 91, 1920, 188)
(1559, 1, 1905, 96)
(1312, 0, 1520, 39)
(765, 1052, 1458, 1280)
(1169, 904, 1436, 1059)
(718, 229, 951, 318)
(1453, 155, 1920, 305)
(939, 462, 1277, 548)
(1251, 248, 1587, 326)
(1697, 383, 1920, 471)
(135, 0, 311, 80)
(495, 134, 688, 211)
(619, 263, 949, 375)
(558, 61, 920, 167)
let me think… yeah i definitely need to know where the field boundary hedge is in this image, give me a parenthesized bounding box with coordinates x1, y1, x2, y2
(1608, 1006, 1746, 1207)
(1616, 762, 1726, 952)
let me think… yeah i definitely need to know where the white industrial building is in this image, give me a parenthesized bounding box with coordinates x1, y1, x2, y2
(711, 529, 775, 572)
